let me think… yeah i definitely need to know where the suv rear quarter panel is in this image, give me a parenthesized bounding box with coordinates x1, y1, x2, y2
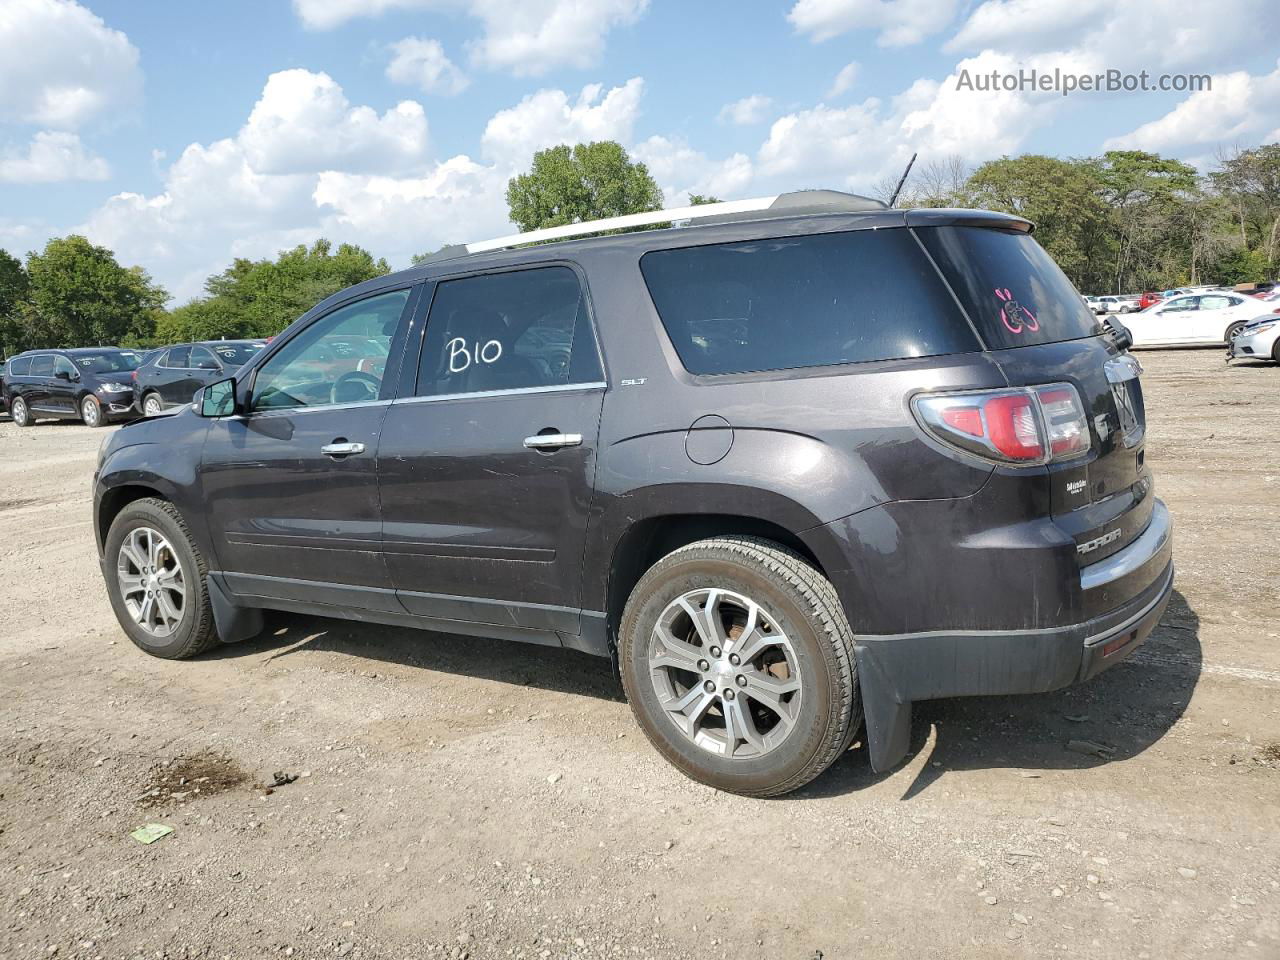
(574, 243, 1012, 624)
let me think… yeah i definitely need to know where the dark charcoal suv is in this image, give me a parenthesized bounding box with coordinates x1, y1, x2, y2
(132, 340, 267, 417)
(92, 191, 1173, 796)
(7, 347, 143, 427)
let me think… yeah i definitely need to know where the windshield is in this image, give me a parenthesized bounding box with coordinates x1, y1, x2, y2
(916, 226, 1103, 349)
(74, 351, 141, 374)
(206, 342, 264, 366)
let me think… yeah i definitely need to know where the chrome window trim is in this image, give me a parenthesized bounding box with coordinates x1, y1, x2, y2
(391, 380, 607, 406)
(241, 397, 394, 420)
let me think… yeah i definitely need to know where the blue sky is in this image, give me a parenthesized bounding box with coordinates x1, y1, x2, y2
(2, 0, 1278, 301)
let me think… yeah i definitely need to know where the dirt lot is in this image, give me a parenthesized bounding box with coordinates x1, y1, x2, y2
(1, 349, 1277, 960)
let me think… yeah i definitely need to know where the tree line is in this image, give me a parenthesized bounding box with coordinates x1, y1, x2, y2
(2, 140, 1277, 358)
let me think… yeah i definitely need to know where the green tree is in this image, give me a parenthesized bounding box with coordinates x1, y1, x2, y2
(24, 236, 166, 347)
(1084, 151, 1198, 292)
(0, 249, 32, 357)
(1210, 144, 1280, 272)
(967, 155, 1115, 292)
(687, 194, 720, 205)
(506, 141, 664, 231)
(185, 239, 390, 340)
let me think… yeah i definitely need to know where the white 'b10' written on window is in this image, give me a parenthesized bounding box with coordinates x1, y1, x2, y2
(447, 337, 502, 373)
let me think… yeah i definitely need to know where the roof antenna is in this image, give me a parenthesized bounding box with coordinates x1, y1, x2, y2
(888, 152, 918, 208)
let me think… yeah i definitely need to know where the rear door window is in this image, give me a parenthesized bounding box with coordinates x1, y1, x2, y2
(915, 226, 1103, 349)
(190, 346, 220, 370)
(415, 266, 602, 396)
(31, 355, 54, 377)
(165, 346, 191, 368)
(640, 228, 978, 376)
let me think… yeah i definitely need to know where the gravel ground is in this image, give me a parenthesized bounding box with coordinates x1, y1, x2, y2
(1, 348, 1277, 960)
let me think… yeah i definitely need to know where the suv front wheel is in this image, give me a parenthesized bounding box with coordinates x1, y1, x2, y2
(619, 536, 861, 797)
(104, 498, 220, 659)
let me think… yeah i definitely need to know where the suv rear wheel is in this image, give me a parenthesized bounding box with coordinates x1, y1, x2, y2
(10, 395, 30, 427)
(142, 392, 164, 417)
(104, 498, 219, 659)
(619, 536, 861, 797)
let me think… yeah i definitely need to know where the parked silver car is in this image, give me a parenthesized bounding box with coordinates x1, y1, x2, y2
(1226, 316, 1280, 363)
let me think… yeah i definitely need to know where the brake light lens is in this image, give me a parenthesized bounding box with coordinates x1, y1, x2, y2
(913, 383, 1090, 465)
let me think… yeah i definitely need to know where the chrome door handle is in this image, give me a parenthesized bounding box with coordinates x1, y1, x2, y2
(321, 441, 365, 457)
(523, 432, 582, 450)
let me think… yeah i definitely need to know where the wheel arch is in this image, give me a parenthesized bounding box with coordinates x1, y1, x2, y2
(96, 483, 170, 553)
(602, 512, 827, 657)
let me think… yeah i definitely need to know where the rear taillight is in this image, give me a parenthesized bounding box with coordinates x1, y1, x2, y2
(913, 383, 1090, 465)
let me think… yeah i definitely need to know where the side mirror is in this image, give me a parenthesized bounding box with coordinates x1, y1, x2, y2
(199, 377, 238, 417)
(1104, 317, 1133, 351)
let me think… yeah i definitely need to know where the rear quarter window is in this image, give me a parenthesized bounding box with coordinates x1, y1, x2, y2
(8, 356, 32, 376)
(916, 226, 1103, 349)
(639, 228, 979, 376)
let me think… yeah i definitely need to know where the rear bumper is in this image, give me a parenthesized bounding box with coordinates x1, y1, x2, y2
(853, 500, 1173, 771)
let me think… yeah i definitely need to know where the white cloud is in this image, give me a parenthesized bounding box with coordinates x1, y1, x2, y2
(314, 156, 512, 253)
(788, 0, 958, 46)
(480, 78, 644, 165)
(468, 0, 648, 76)
(1104, 62, 1280, 152)
(293, 0, 647, 75)
(386, 37, 468, 95)
(0, 0, 141, 129)
(717, 95, 773, 126)
(826, 62, 860, 99)
(946, 0, 1270, 72)
(0, 130, 110, 183)
(755, 50, 1071, 193)
(631, 136, 754, 205)
(238, 69, 429, 175)
(68, 73, 653, 300)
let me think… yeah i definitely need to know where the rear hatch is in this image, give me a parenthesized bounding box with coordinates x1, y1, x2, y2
(915, 223, 1153, 569)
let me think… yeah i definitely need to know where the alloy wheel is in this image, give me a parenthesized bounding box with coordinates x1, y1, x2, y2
(144, 394, 163, 417)
(116, 526, 186, 637)
(11, 397, 27, 426)
(82, 397, 100, 426)
(647, 587, 802, 759)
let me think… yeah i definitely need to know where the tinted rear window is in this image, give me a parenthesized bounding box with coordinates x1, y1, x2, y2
(8, 356, 32, 376)
(916, 226, 1102, 349)
(640, 228, 979, 376)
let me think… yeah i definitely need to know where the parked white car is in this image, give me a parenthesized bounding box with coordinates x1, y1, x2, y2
(1125, 292, 1277, 347)
(1090, 295, 1138, 315)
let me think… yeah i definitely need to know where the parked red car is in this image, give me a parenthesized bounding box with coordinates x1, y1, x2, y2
(1138, 291, 1162, 310)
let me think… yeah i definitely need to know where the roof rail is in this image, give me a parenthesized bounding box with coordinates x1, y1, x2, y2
(461, 189, 887, 255)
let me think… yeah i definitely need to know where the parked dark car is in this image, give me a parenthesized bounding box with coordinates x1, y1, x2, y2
(6, 347, 143, 427)
(93, 191, 1173, 796)
(132, 340, 266, 416)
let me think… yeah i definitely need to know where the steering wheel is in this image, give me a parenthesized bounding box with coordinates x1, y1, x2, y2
(331, 371, 380, 405)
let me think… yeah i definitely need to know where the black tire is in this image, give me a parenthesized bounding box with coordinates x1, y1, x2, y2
(80, 394, 106, 427)
(619, 536, 861, 797)
(10, 395, 31, 427)
(1225, 321, 1247, 344)
(142, 392, 164, 417)
(104, 497, 219, 659)
(1272, 337, 1280, 363)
